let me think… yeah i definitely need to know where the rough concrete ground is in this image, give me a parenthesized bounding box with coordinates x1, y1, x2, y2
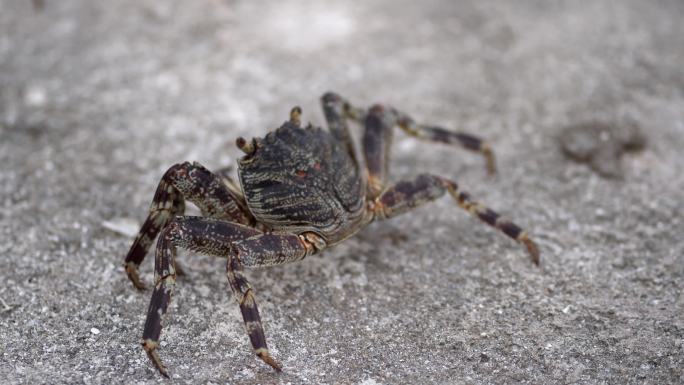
(1, 1, 683, 384)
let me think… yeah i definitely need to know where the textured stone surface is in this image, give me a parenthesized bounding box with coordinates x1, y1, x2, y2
(1, 1, 683, 384)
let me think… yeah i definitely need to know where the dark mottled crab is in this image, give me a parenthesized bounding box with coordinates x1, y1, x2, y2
(123, 92, 539, 377)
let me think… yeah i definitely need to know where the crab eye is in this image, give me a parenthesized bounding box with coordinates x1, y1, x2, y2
(236, 137, 255, 155)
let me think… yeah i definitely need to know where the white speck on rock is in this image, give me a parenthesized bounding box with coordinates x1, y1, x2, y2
(357, 379, 384, 385)
(24, 85, 47, 107)
(90, 328, 100, 335)
(102, 218, 141, 237)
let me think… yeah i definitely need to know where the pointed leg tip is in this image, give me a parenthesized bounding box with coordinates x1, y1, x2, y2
(125, 263, 147, 290)
(257, 350, 283, 372)
(133, 281, 147, 291)
(521, 237, 540, 266)
(143, 339, 169, 378)
(147, 352, 169, 378)
(483, 146, 497, 176)
(485, 158, 497, 176)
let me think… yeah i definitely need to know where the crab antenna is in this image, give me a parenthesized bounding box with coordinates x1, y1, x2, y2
(290, 106, 302, 126)
(236, 136, 255, 154)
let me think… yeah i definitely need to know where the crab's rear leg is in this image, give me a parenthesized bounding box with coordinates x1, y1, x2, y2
(360, 104, 496, 198)
(124, 162, 253, 289)
(393, 110, 497, 175)
(372, 174, 539, 265)
(320, 92, 366, 164)
(362, 105, 396, 198)
(141, 217, 261, 377)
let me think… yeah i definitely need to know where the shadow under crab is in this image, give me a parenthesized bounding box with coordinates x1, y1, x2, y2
(123, 92, 540, 377)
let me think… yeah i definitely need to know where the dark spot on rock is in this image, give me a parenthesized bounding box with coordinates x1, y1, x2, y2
(559, 120, 646, 178)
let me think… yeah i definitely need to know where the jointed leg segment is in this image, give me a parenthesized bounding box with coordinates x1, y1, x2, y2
(361, 104, 497, 192)
(140, 218, 261, 377)
(318, 93, 535, 262)
(320, 92, 365, 163)
(138, 216, 314, 377)
(141, 226, 178, 378)
(225, 232, 311, 371)
(394, 111, 497, 175)
(124, 162, 253, 289)
(124, 165, 185, 289)
(226, 258, 281, 371)
(320, 92, 497, 198)
(373, 174, 539, 265)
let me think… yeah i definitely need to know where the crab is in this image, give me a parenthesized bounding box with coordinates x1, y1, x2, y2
(123, 92, 540, 378)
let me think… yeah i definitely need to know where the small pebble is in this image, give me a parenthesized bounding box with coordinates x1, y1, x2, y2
(91, 327, 100, 335)
(559, 120, 646, 178)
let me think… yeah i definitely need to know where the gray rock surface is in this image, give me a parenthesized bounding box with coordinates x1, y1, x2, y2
(1, 0, 683, 384)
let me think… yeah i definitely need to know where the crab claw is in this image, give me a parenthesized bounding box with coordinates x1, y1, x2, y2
(143, 339, 169, 378)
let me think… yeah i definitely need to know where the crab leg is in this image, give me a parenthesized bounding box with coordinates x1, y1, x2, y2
(124, 166, 184, 290)
(124, 162, 253, 289)
(360, 102, 496, 199)
(372, 174, 539, 265)
(141, 226, 177, 378)
(393, 110, 496, 175)
(226, 232, 312, 371)
(322, 94, 497, 195)
(320, 92, 365, 164)
(141, 217, 261, 377)
(362, 105, 395, 198)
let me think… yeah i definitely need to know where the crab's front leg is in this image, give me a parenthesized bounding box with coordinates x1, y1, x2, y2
(140, 217, 261, 377)
(124, 162, 252, 290)
(141, 216, 315, 377)
(226, 232, 316, 370)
